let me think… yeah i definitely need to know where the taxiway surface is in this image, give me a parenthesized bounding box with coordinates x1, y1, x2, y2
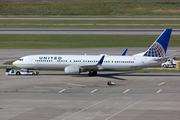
(0, 48, 180, 120)
(0, 70, 180, 120)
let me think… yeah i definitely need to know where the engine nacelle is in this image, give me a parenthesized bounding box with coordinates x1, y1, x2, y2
(64, 66, 81, 74)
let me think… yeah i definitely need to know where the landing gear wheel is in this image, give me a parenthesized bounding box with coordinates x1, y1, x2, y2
(92, 71, 97, 76)
(88, 71, 93, 76)
(88, 71, 97, 76)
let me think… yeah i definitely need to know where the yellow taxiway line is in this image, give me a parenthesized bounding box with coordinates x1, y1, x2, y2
(58, 89, 66, 93)
(158, 82, 166, 86)
(156, 89, 163, 93)
(122, 89, 131, 93)
(90, 89, 98, 93)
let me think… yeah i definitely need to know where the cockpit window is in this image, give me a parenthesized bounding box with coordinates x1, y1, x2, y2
(19, 59, 23, 61)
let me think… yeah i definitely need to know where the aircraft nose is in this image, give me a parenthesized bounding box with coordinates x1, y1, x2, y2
(13, 61, 18, 66)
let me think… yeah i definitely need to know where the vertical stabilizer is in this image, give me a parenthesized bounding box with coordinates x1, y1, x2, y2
(143, 29, 172, 57)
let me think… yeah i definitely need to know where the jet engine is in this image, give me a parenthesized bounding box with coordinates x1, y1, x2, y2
(64, 66, 81, 74)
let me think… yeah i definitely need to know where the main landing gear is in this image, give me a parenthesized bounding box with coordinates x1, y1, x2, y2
(88, 71, 97, 76)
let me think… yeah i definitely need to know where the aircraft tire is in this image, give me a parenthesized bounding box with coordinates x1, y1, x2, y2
(88, 71, 97, 76)
(88, 72, 93, 76)
(92, 71, 97, 76)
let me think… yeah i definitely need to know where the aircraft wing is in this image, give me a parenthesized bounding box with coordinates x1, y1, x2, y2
(80, 55, 105, 71)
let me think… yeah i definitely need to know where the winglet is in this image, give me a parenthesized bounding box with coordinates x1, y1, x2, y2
(97, 55, 105, 65)
(121, 48, 128, 56)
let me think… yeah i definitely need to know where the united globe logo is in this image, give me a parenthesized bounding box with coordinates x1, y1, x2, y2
(143, 42, 165, 57)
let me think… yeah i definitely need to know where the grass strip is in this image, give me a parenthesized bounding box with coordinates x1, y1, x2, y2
(1, 15, 180, 18)
(1, 25, 180, 29)
(127, 69, 180, 73)
(1, 20, 180, 24)
(0, 66, 20, 70)
(3, 61, 15, 65)
(0, 34, 179, 49)
(1, 0, 180, 16)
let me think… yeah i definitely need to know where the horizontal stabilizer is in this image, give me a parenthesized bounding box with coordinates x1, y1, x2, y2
(154, 54, 175, 61)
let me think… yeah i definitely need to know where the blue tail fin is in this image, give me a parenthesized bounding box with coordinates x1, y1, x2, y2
(143, 29, 172, 57)
(121, 48, 128, 56)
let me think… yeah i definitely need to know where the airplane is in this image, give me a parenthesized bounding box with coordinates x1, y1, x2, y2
(13, 29, 172, 76)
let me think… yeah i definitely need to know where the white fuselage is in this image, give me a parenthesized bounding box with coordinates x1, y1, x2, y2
(13, 54, 164, 71)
